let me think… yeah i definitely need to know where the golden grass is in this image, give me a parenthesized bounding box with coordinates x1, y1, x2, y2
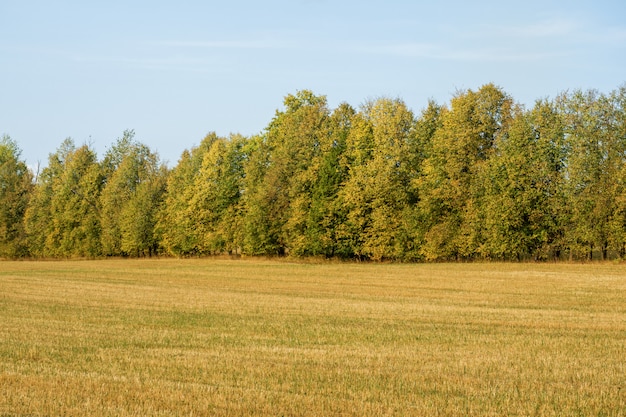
(1, 259, 625, 416)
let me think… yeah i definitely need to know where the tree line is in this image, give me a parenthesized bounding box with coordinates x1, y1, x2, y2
(2, 83, 625, 261)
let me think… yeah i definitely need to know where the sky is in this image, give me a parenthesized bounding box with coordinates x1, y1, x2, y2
(1, 0, 625, 169)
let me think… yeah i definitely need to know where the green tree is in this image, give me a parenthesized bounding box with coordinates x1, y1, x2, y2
(240, 134, 276, 255)
(334, 110, 372, 258)
(481, 100, 567, 260)
(559, 90, 621, 260)
(0, 135, 33, 258)
(100, 130, 137, 255)
(56, 143, 103, 257)
(608, 85, 626, 257)
(419, 84, 513, 260)
(340, 98, 416, 260)
(119, 164, 168, 257)
(100, 131, 166, 256)
(526, 99, 569, 259)
(24, 148, 62, 257)
(157, 133, 219, 256)
(402, 100, 444, 260)
(300, 102, 355, 258)
(242, 90, 329, 256)
(186, 134, 246, 255)
(25, 139, 103, 257)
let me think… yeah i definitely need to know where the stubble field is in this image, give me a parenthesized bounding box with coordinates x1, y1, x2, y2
(0, 259, 625, 416)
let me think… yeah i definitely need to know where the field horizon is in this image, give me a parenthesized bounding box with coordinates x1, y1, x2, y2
(1, 259, 624, 416)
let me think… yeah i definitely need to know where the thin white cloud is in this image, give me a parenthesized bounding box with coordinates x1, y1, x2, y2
(378, 42, 439, 57)
(361, 41, 569, 62)
(590, 26, 626, 44)
(493, 17, 626, 46)
(156, 39, 294, 49)
(65, 37, 298, 73)
(439, 48, 570, 62)
(352, 14, 625, 63)
(71, 55, 217, 73)
(501, 18, 580, 38)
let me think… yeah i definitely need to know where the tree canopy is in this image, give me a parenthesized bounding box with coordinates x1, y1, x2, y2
(2, 84, 626, 261)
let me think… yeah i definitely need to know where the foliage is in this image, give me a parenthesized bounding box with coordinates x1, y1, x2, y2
(100, 130, 167, 256)
(341, 98, 416, 260)
(156, 134, 218, 256)
(245, 90, 330, 256)
(0, 135, 33, 257)
(8, 83, 626, 260)
(186, 135, 247, 255)
(418, 84, 513, 260)
(25, 139, 102, 257)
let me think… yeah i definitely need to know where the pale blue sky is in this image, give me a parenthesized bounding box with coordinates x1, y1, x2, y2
(1, 0, 625, 168)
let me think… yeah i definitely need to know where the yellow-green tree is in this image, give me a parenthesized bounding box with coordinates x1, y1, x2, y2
(340, 98, 416, 260)
(100, 130, 135, 255)
(157, 133, 219, 256)
(401, 100, 443, 260)
(242, 90, 329, 255)
(15, 84, 626, 261)
(561, 89, 626, 260)
(608, 86, 626, 257)
(186, 134, 246, 255)
(118, 164, 168, 257)
(25, 139, 102, 257)
(419, 84, 513, 260)
(481, 100, 567, 260)
(0, 135, 33, 258)
(100, 131, 167, 256)
(300, 103, 355, 258)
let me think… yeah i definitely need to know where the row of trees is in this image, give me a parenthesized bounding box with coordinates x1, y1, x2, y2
(2, 84, 625, 261)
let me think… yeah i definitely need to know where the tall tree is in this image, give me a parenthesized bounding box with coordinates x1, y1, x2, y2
(301, 102, 355, 258)
(185, 134, 246, 255)
(340, 97, 416, 260)
(56, 144, 103, 257)
(402, 100, 444, 260)
(559, 90, 621, 260)
(526, 99, 569, 259)
(608, 85, 626, 257)
(100, 132, 166, 256)
(240, 134, 275, 255)
(0, 135, 33, 258)
(481, 100, 567, 260)
(157, 133, 219, 256)
(25, 139, 103, 257)
(419, 84, 513, 260)
(118, 164, 167, 257)
(100, 130, 137, 255)
(242, 90, 329, 256)
(24, 145, 63, 257)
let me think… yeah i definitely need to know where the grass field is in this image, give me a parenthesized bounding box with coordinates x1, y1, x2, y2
(0, 259, 625, 416)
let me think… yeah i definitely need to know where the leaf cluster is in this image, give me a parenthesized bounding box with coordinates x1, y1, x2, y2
(2, 84, 626, 260)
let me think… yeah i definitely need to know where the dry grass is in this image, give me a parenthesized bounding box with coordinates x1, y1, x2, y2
(1, 259, 625, 416)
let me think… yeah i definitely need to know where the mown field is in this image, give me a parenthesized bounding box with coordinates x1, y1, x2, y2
(0, 259, 625, 416)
